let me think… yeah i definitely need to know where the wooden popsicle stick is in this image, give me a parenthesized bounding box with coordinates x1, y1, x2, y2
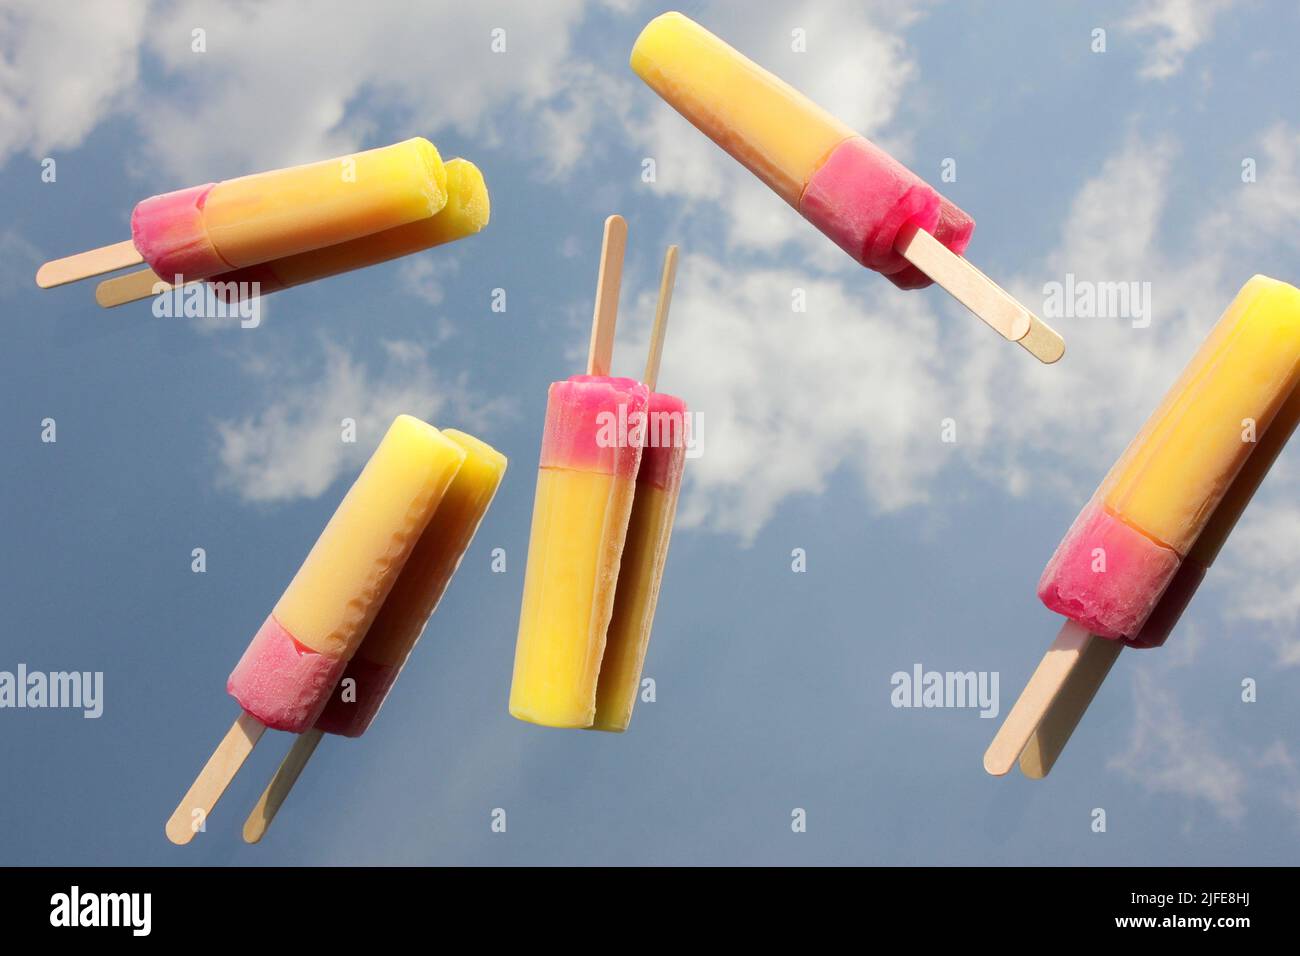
(894, 224, 1065, 365)
(1019, 635, 1123, 779)
(165, 712, 265, 845)
(242, 728, 324, 844)
(643, 245, 679, 391)
(587, 214, 628, 377)
(96, 268, 171, 308)
(983, 619, 1095, 775)
(36, 239, 143, 288)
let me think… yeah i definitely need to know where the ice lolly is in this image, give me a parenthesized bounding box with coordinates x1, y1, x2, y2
(242, 429, 506, 843)
(591, 247, 688, 733)
(631, 12, 1061, 363)
(166, 415, 466, 844)
(95, 158, 489, 308)
(509, 215, 650, 728)
(1015, 368, 1300, 778)
(37, 137, 447, 289)
(1037, 276, 1300, 640)
(986, 276, 1300, 777)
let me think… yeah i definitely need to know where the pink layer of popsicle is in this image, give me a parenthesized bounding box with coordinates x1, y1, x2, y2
(538, 375, 650, 478)
(888, 199, 976, 290)
(227, 615, 346, 732)
(313, 656, 399, 737)
(1037, 503, 1181, 640)
(798, 136, 941, 277)
(130, 184, 231, 281)
(1125, 559, 1208, 649)
(638, 392, 688, 490)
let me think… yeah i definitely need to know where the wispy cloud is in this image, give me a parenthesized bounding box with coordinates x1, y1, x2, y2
(618, 255, 947, 541)
(1110, 670, 1247, 821)
(213, 337, 511, 503)
(0, 0, 146, 161)
(1216, 504, 1300, 664)
(133, 0, 601, 184)
(1121, 0, 1236, 80)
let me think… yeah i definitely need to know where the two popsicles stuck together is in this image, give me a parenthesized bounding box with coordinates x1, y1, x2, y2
(987, 276, 1300, 777)
(510, 215, 690, 732)
(167, 417, 507, 845)
(36, 138, 489, 307)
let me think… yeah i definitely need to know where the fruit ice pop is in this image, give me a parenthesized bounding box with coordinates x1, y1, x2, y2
(167, 415, 465, 844)
(510, 374, 649, 727)
(37, 137, 447, 289)
(96, 158, 489, 308)
(987, 275, 1300, 778)
(1037, 276, 1300, 641)
(1015, 370, 1300, 777)
(242, 430, 506, 844)
(590, 246, 688, 733)
(508, 215, 649, 728)
(631, 12, 1061, 363)
(227, 415, 467, 732)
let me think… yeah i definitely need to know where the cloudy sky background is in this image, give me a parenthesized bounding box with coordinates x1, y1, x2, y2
(2, 0, 1300, 864)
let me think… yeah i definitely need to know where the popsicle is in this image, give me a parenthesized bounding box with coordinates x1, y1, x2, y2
(985, 276, 1300, 777)
(630, 12, 1062, 363)
(242, 430, 506, 843)
(1017, 363, 1300, 778)
(590, 246, 689, 732)
(166, 415, 466, 844)
(95, 157, 489, 308)
(509, 215, 650, 728)
(36, 137, 447, 289)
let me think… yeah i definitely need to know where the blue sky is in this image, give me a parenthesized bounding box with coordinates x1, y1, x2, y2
(2, 0, 1300, 865)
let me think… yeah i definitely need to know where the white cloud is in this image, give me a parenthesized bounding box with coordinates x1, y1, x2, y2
(617, 255, 947, 541)
(1121, 0, 1236, 80)
(0, 0, 146, 162)
(132, 0, 599, 184)
(1216, 504, 1300, 665)
(399, 254, 459, 308)
(213, 337, 510, 503)
(1109, 670, 1247, 821)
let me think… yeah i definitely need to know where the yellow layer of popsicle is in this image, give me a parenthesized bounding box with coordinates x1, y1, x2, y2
(1104, 276, 1300, 554)
(509, 467, 637, 728)
(591, 481, 681, 732)
(274, 415, 466, 659)
(360, 429, 507, 668)
(630, 11, 854, 208)
(264, 158, 488, 288)
(206, 137, 447, 269)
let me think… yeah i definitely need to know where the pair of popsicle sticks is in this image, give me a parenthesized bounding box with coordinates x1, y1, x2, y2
(893, 223, 1064, 365)
(34, 234, 174, 308)
(983, 621, 1123, 778)
(585, 213, 680, 389)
